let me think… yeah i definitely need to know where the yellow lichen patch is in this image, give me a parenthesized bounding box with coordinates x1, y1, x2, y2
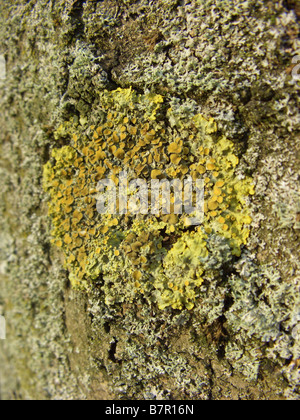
(133, 271, 142, 281)
(208, 200, 219, 211)
(170, 154, 182, 165)
(101, 226, 109, 234)
(114, 149, 125, 160)
(43, 88, 255, 309)
(206, 162, 216, 171)
(151, 169, 163, 179)
(197, 165, 206, 175)
(64, 234, 72, 245)
(213, 187, 222, 196)
(216, 180, 225, 188)
(168, 142, 182, 154)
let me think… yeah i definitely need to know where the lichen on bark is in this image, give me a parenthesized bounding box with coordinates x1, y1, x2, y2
(0, 0, 299, 400)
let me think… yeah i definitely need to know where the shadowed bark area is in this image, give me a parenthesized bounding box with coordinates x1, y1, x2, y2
(0, 0, 299, 400)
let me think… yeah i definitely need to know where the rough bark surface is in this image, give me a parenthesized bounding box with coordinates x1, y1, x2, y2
(0, 0, 299, 400)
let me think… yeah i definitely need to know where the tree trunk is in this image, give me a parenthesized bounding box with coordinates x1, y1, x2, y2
(0, 0, 299, 400)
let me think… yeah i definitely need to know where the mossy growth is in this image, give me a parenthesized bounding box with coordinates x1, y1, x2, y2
(43, 88, 254, 310)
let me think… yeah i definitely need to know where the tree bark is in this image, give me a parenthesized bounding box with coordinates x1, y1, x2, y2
(0, 0, 299, 400)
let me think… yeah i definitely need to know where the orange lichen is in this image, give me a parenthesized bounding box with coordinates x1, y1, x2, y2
(43, 88, 255, 310)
